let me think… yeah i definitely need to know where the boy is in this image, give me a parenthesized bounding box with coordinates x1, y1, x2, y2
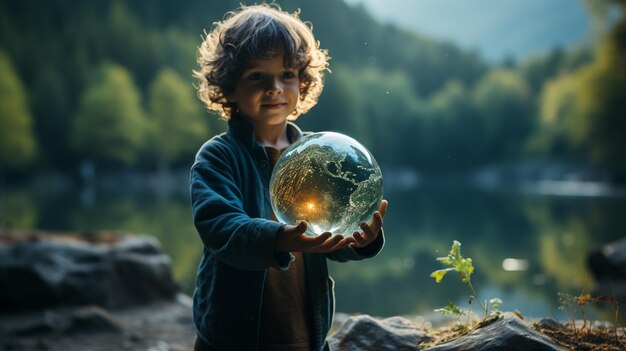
(191, 4, 388, 351)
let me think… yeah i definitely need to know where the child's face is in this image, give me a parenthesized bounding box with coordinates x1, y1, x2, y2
(229, 49, 300, 127)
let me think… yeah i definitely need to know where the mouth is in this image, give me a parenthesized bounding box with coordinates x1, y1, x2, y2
(261, 102, 287, 109)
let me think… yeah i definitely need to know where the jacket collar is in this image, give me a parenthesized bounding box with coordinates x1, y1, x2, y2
(227, 116, 304, 150)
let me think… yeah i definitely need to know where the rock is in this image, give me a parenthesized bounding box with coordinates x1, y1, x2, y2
(0, 296, 197, 351)
(423, 314, 569, 351)
(4, 306, 122, 336)
(588, 237, 626, 304)
(328, 314, 432, 351)
(0, 231, 179, 311)
(588, 237, 626, 279)
(68, 306, 124, 333)
(2, 339, 25, 350)
(535, 318, 566, 331)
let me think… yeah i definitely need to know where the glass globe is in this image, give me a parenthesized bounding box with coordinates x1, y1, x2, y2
(270, 132, 383, 235)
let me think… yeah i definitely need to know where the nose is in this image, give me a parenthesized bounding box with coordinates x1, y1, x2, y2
(266, 78, 283, 96)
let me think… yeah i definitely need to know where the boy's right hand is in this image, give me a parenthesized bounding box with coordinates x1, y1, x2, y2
(275, 221, 354, 253)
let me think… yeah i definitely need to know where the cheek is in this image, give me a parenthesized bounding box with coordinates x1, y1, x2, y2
(287, 81, 301, 97)
(235, 86, 261, 103)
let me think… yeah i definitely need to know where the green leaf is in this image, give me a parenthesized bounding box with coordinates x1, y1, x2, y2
(434, 240, 475, 284)
(488, 297, 503, 318)
(431, 268, 454, 283)
(435, 301, 465, 318)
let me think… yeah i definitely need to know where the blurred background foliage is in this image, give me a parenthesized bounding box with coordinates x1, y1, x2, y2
(1, 0, 624, 177)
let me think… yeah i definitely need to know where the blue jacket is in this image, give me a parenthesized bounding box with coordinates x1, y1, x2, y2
(190, 117, 385, 350)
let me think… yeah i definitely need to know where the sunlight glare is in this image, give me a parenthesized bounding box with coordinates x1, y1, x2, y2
(502, 258, 529, 271)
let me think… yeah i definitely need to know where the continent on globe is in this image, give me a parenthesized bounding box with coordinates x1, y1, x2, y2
(269, 132, 383, 235)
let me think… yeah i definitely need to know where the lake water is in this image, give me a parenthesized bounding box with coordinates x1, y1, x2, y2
(2, 174, 625, 322)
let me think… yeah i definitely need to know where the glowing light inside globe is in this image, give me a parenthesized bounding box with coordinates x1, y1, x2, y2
(270, 132, 383, 235)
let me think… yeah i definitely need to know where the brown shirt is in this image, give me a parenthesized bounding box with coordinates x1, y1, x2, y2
(259, 147, 312, 351)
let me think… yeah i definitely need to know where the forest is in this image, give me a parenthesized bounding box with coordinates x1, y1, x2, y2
(1, 0, 624, 178)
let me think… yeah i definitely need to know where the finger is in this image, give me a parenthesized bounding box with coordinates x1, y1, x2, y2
(351, 231, 368, 247)
(312, 234, 345, 252)
(282, 221, 307, 238)
(299, 231, 332, 247)
(378, 200, 388, 219)
(360, 221, 376, 241)
(343, 236, 356, 246)
(301, 232, 338, 252)
(327, 237, 353, 252)
(368, 212, 383, 232)
(295, 220, 308, 234)
(348, 231, 360, 248)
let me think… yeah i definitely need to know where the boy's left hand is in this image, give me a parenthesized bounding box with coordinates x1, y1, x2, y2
(349, 199, 388, 249)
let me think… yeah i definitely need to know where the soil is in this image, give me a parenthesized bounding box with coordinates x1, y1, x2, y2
(535, 321, 625, 351)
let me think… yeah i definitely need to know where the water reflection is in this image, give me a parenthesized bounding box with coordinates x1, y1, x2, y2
(328, 183, 625, 319)
(1, 188, 203, 294)
(1, 180, 624, 319)
(0, 190, 38, 229)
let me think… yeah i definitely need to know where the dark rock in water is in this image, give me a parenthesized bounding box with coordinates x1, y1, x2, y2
(589, 237, 626, 279)
(423, 315, 568, 351)
(0, 231, 179, 311)
(588, 237, 626, 304)
(328, 314, 432, 351)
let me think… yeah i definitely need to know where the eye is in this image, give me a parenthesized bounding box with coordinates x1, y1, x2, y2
(281, 71, 297, 79)
(247, 72, 263, 81)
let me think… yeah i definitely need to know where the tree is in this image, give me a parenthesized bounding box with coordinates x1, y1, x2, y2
(427, 80, 484, 169)
(0, 51, 37, 171)
(71, 63, 147, 166)
(147, 68, 208, 169)
(571, 1, 626, 165)
(472, 69, 532, 161)
(535, 70, 582, 160)
(538, 0, 626, 166)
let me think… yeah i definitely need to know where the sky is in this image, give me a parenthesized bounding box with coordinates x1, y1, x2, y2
(343, 0, 592, 62)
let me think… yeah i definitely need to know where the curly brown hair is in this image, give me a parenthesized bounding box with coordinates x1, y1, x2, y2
(194, 4, 330, 120)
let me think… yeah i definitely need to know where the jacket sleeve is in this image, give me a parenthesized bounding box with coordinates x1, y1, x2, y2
(326, 228, 385, 262)
(190, 145, 292, 271)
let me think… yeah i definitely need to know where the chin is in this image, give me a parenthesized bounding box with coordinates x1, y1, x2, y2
(263, 113, 291, 124)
